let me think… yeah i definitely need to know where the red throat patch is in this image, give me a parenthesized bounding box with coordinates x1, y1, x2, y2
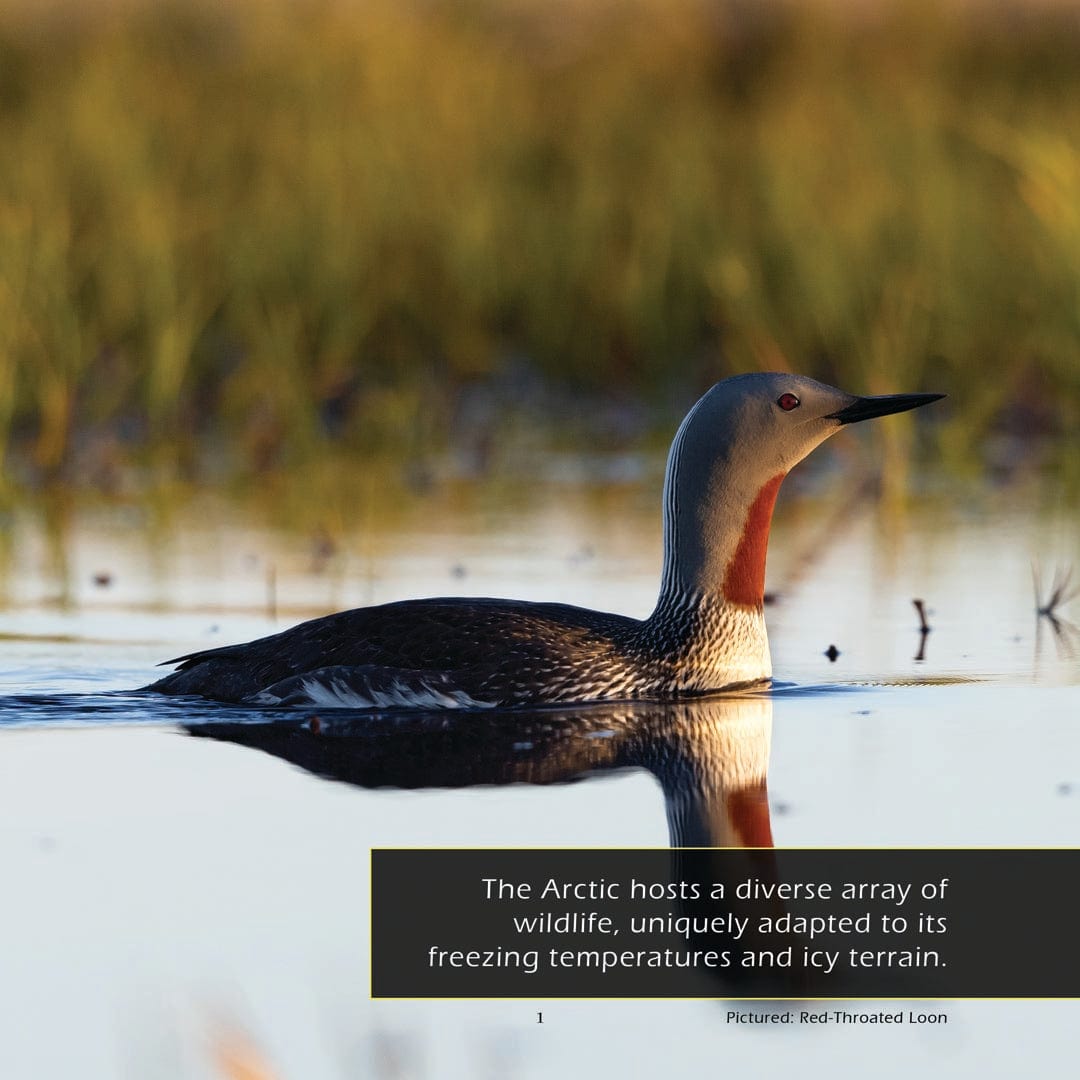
(722, 472, 786, 607)
(725, 783, 774, 848)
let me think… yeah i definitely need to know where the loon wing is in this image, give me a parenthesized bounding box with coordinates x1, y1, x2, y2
(249, 665, 496, 710)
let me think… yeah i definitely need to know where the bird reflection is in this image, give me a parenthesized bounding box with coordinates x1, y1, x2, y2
(187, 697, 834, 994)
(184, 693, 774, 851)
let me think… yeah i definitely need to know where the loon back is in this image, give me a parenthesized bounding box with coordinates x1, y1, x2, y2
(149, 597, 645, 706)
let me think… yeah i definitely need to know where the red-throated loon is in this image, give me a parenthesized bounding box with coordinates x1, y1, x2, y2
(146, 372, 943, 708)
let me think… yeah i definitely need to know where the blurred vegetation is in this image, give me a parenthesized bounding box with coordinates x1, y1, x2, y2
(0, 0, 1079, 492)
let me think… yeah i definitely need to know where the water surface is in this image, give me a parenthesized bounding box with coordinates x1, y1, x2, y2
(1, 474, 1077, 1078)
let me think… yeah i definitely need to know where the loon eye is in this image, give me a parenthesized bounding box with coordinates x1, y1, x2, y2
(777, 393, 801, 412)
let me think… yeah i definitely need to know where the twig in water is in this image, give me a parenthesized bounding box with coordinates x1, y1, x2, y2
(912, 598, 931, 662)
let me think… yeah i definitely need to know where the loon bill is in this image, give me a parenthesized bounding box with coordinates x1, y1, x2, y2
(146, 372, 943, 708)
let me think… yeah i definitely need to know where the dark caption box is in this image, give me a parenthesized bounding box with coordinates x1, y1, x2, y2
(371, 848, 1080, 999)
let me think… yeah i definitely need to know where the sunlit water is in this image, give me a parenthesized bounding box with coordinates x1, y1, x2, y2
(1, 471, 1078, 1079)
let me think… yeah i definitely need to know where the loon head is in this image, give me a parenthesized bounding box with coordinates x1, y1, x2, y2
(679, 372, 944, 487)
(660, 372, 945, 609)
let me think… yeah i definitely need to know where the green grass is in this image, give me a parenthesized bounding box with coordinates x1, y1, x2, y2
(0, 0, 1079, 488)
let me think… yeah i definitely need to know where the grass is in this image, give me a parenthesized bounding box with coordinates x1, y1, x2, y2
(0, 0, 1079, 490)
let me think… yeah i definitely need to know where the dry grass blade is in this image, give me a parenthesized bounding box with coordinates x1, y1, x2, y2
(1033, 561, 1080, 662)
(1034, 561, 1080, 618)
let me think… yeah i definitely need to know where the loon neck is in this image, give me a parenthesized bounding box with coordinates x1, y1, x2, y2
(638, 450, 781, 689)
(653, 445, 786, 618)
(650, 392, 787, 615)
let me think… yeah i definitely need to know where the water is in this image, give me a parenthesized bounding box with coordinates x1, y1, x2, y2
(0, 471, 1078, 1078)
